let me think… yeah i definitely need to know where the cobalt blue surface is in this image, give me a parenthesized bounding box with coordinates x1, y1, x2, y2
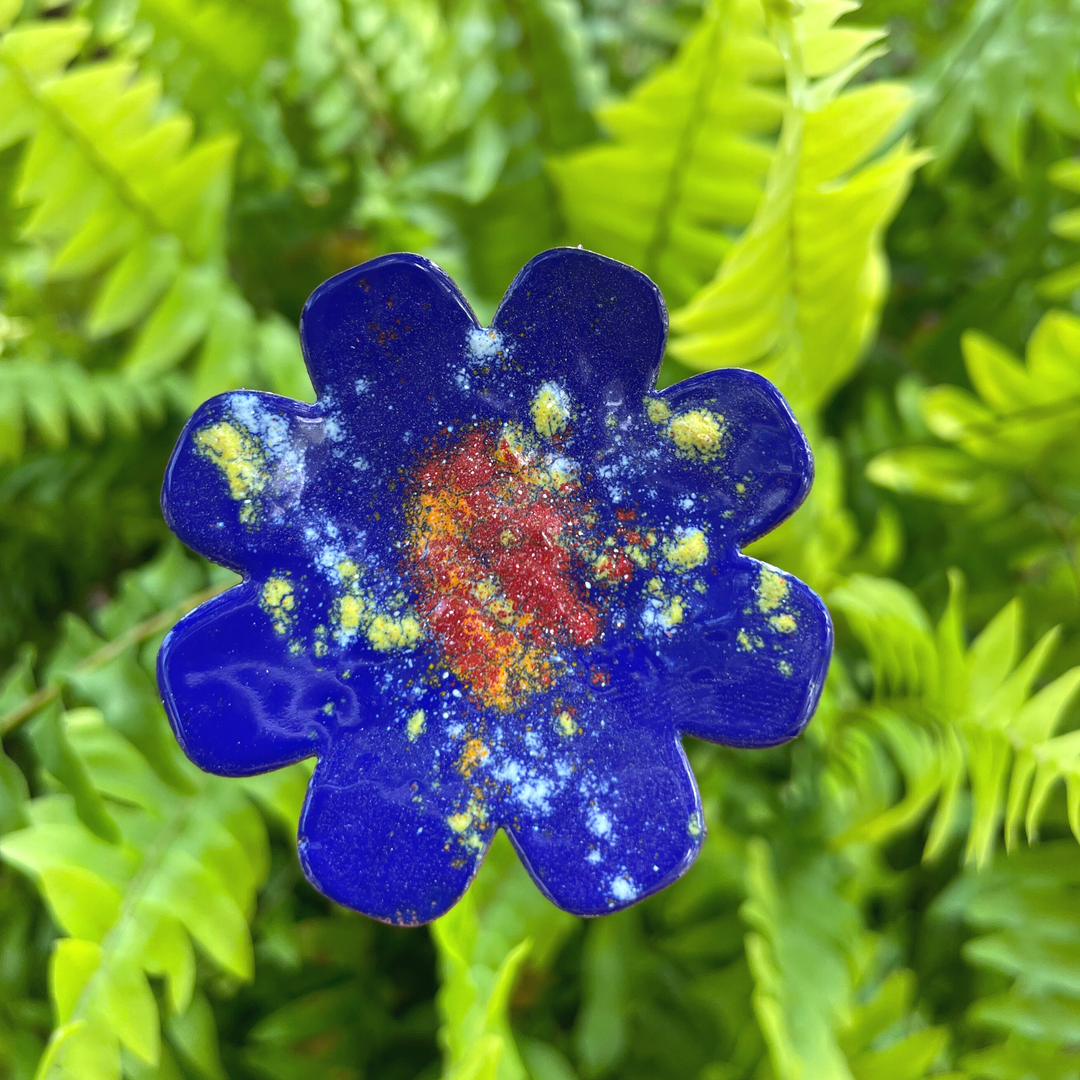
(157, 248, 832, 925)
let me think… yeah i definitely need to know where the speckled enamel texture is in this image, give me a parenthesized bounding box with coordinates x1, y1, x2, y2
(157, 248, 833, 925)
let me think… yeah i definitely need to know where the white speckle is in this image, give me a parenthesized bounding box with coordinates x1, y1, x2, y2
(497, 760, 523, 785)
(587, 850, 602, 864)
(516, 777, 553, 811)
(467, 326, 506, 361)
(324, 418, 343, 441)
(227, 393, 307, 499)
(611, 875, 636, 902)
(352, 456, 370, 470)
(355, 377, 370, 395)
(589, 808, 612, 837)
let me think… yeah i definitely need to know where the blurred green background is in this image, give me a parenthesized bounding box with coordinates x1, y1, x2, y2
(3, 0, 1080, 1077)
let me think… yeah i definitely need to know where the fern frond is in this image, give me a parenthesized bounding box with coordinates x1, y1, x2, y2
(432, 831, 575, 1080)
(919, 0, 1080, 179)
(547, 0, 783, 307)
(742, 839, 949, 1080)
(113, 0, 297, 187)
(0, 546, 311, 1080)
(937, 843, 1080, 1078)
(830, 572, 1080, 866)
(1043, 155, 1080, 298)
(1, 708, 263, 1080)
(346, 0, 501, 152)
(0, 16, 306, 420)
(867, 309, 1080, 511)
(667, 0, 928, 416)
(0, 358, 180, 463)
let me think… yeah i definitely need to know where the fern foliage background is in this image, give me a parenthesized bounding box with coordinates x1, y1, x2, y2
(3, 0, 1080, 1077)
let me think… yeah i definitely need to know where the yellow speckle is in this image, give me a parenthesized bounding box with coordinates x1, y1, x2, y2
(756, 568, 789, 613)
(735, 481, 746, 495)
(194, 421, 266, 522)
(337, 594, 367, 633)
(778, 660, 793, 676)
(557, 711, 579, 737)
(770, 613, 797, 634)
(531, 382, 571, 439)
(661, 596, 684, 627)
(406, 709, 426, 742)
(665, 528, 708, 572)
(694, 580, 707, 594)
(447, 794, 489, 850)
(367, 614, 422, 652)
(625, 544, 650, 569)
(261, 577, 296, 636)
(647, 577, 664, 595)
(667, 409, 726, 461)
(495, 422, 529, 466)
(337, 559, 359, 581)
(737, 629, 763, 651)
(313, 640, 328, 657)
(262, 577, 294, 611)
(457, 738, 489, 777)
(646, 398, 671, 423)
(688, 814, 703, 837)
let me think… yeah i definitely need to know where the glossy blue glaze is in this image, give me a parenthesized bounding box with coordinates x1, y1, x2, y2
(158, 248, 832, 924)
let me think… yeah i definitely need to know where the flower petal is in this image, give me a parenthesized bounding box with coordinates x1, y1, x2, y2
(650, 368, 814, 547)
(162, 391, 329, 574)
(158, 584, 344, 775)
(297, 730, 489, 925)
(298, 252, 484, 457)
(505, 728, 703, 917)
(659, 555, 832, 747)
(491, 247, 668, 404)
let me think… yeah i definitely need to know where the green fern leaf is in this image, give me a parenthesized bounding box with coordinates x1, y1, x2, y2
(868, 310, 1080, 518)
(108, 0, 297, 187)
(1043, 155, 1080, 298)
(830, 572, 1080, 866)
(432, 831, 575, 1080)
(547, 0, 783, 307)
(0, 708, 262, 1079)
(0, 359, 178, 463)
(0, 547, 314, 1080)
(667, 0, 927, 416)
(919, 0, 1080, 179)
(937, 843, 1080, 1078)
(0, 14, 310, 454)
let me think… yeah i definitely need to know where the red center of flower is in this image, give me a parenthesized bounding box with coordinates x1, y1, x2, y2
(405, 426, 602, 711)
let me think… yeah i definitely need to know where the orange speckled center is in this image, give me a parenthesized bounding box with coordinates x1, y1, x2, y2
(405, 427, 602, 711)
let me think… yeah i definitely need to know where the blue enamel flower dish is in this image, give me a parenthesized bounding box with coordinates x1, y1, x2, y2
(158, 248, 832, 924)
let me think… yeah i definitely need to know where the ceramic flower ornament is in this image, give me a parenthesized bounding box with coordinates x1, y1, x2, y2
(158, 248, 832, 924)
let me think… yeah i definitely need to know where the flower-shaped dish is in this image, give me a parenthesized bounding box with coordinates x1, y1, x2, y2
(158, 248, 832, 924)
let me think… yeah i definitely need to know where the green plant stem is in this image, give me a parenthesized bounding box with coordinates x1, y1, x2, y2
(0, 582, 229, 738)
